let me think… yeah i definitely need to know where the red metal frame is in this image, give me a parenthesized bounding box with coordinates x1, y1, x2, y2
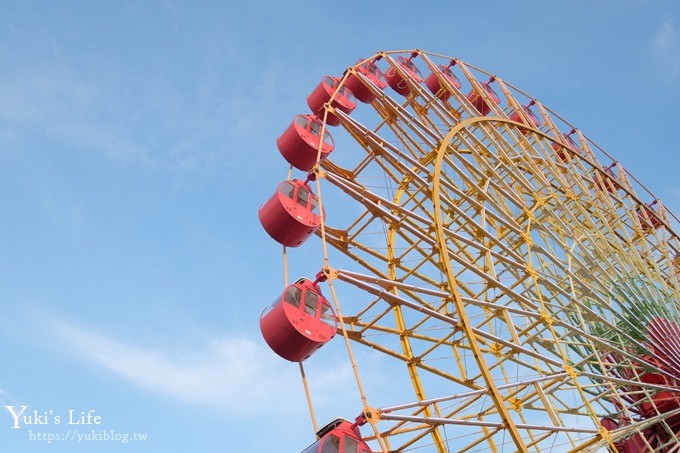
(552, 130, 580, 162)
(277, 114, 335, 171)
(301, 419, 372, 453)
(307, 76, 357, 126)
(593, 162, 619, 193)
(509, 103, 541, 135)
(425, 63, 461, 101)
(384, 55, 423, 96)
(637, 200, 663, 232)
(345, 59, 387, 103)
(260, 278, 337, 362)
(466, 80, 500, 115)
(258, 179, 323, 247)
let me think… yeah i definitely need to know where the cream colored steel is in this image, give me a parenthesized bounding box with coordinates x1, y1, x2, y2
(313, 109, 390, 452)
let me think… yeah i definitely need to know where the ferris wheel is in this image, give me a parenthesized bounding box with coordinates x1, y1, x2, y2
(257, 49, 680, 453)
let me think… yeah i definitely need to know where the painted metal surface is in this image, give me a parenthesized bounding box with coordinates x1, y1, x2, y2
(259, 50, 680, 453)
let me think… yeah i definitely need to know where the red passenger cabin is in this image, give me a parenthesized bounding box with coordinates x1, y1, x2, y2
(636, 200, 663, 232)
(384, 55, 423, 96)
(301, 418, 372, 453)
(599, 418, 646, 453)
(600, 318, 680, 452)
(593, 163, 618, 193)
(260, 277, 337, 362)
(344, 59, 387, 103)
(552, 131, 580, 162)
(425, 63, 461, 101)
(258, 179, 322, 247)
(509, 103, 541, 135)
(278, 114, 335, 171)
(466, 81, 501, 115)
(307, 76, 357, 126)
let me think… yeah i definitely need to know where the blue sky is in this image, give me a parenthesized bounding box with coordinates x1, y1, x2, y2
(0, 1, 678, 451)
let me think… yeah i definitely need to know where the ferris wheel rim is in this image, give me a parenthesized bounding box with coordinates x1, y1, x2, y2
(261, 48, 680, 453)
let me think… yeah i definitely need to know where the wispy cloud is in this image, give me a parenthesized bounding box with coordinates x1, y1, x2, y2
(652, 18, 680, 77)
(0, 61, 164, 169)
(51, 321, 290, 414)
(0, 387, 22, 407)
(0, 49, 237, 175)
(37, 314, 355, 418)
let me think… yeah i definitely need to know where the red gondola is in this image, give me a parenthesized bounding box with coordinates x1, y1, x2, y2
(637, 201, 663, 232)
(258, 179, 322, 247)
(307, 76, 357, 126)
(466, 82, 500, 115)
(344, 59, 387, 103)
(651, 391, 680, 415)
(619, 432, 650, 453)
(425, 64, 461, 100)
(509, 104, 541, 135)
(552, 131, 580, 162)
(593, 163, 618, 193)
(384, 56, 423, 96)
(600, 418, 619, 432)
(599, 418, 625, 452)
(260, 277, 337, 362)
(301, 418, 372, 453)
(277, 114, 335, 171)
(600, 317, 680, 452)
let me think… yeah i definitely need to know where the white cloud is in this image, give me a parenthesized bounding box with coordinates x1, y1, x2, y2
(652, 18, 680, 77)
(39, 314, 358, 419)
(0, 387, 22, 407)
(47, 319, 295, 415)
(0, 303, 373, 422)
(0, 51, 235, 175)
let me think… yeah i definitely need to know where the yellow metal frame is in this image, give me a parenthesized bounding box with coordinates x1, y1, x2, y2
(287, 49, 680, 452)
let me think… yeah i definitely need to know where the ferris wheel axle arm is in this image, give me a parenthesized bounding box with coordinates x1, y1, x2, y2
(380, 372, 569, 413)
(336, 270, 563, 367)
(335, 270, 557, 326)
(378, 413, 599, 434)
(337, 110, 433, 178)
(325, 168, 527, 273)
